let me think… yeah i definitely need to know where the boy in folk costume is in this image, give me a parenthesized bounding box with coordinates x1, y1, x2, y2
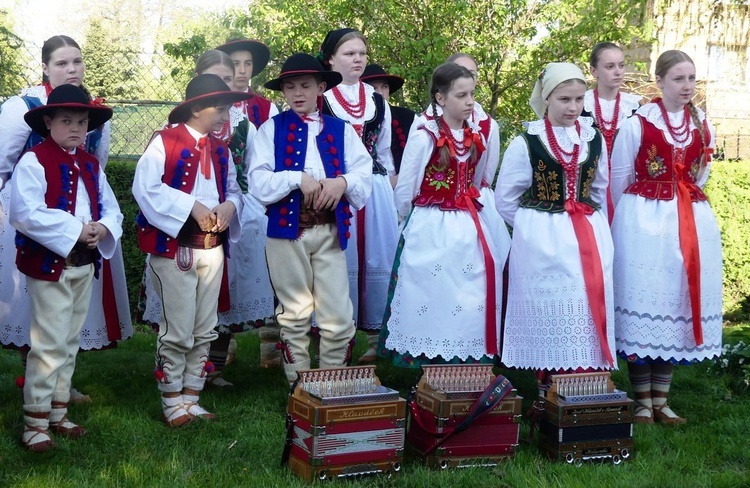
(247, 53, 372, 383)
(216, 38, 281, 369)
(10, 84, 122, 451)
(216, 38, 279, 128)
(133, 74, 246, 426)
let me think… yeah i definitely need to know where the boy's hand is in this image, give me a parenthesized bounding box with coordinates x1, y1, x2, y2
(191, 201, 216, 232)
(85, 221, 109, 249)
(210, 201, 236, 233)
(300, 173, 322, 209)
(77, 222, 95, 244)
(315, 176, 347, 210)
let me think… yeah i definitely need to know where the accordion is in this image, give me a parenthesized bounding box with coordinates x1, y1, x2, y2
(535, 372, 634, 466)
(283, 366, 406, 482)
(407, 364, 522, 469)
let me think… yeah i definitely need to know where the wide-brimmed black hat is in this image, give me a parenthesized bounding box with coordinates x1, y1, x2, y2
(317, 28, 357, 69)
(263, 53, 343, 91)
(361, 64, 405, 93)
(168, 74, 251, 124)
(215, 38, 271, 78)
(24, 84, 113, 137)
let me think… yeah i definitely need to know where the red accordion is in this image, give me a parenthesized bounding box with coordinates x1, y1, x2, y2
(407, 365, 522, 469)
(283, 366, 406, 482)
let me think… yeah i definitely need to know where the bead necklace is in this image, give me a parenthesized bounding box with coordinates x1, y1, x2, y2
(593, 89, 620, 155)
(213, 121, 231, 142)
(545, 117, 581, 200)
(332, 82, 366, 120)
(657, 99, 691, 144)
(439, 117, 470, 157)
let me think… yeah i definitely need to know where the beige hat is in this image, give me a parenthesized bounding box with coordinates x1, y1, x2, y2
(529, 62, 586, 118)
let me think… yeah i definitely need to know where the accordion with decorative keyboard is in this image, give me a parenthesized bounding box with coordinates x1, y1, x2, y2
(283, 366, 406, 482)
(407, 364, 522, 469)
(535, 372, 634, 466)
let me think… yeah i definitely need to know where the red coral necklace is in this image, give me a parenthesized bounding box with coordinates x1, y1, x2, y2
(332, 82, 366, 119)
(593, 89, 620, 154)
(439, 118, 470, 157)
(657, 99, 691, 144)
(545, 117, 581, 200)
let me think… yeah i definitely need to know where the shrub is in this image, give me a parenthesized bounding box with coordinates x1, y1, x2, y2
(704, 160, 750, 321)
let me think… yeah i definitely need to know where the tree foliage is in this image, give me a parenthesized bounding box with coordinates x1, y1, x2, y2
(0, 9, 27, 97)
(163, 0, 648, 140)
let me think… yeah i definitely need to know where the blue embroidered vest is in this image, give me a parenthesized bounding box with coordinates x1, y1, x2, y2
(266, 111, 353, 250)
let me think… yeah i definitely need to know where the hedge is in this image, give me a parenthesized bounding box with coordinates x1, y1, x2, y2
(105, 159, 750, 323)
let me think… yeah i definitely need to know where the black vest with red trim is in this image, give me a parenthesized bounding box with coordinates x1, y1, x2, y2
(136, 124, 230, 258)
(323, 90, 387, 175)
(412, 126, 485, 211)
(390, 105, 416, 174)
(15, 138, 102, 282)
(265, 110, 353, 250)
(624, 115, 707, 202)
(518, 131, 602, 213)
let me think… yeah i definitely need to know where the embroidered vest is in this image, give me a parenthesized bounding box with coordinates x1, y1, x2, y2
(136, 124, 230, 258)
(15, 138, 102, 282)
(518, 131, 602, 213)
(245, 93, 272, 129)
(323, 91, 387, 175)
(265, 111, 353, 250)
(623, 116, 707, 202)
(227, 117, 250, 193)
(390, 105, 415, 174)
(412, 128, 484, 211)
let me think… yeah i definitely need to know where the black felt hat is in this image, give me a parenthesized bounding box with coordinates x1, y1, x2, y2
(24, 84, 113, 137)
(361, 64, 405, 93)
(317, 28, 356, 69)
(263, 53, 343, 91)
(168, 74, 251, 124)
(215, 38, 271, 78)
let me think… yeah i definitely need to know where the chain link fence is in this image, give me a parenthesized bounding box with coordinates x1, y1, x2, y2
(1, 38, 184, 160)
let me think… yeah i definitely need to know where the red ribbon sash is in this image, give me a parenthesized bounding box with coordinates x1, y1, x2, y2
(462, 194, 498, 355)
(674, 156, 703, 345)
(564, 200, 614, 367)
(101, 259, 122, 341)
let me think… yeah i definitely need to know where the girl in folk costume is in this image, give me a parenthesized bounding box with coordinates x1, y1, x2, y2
(0, 35, 132, 401)
(582, 42, 643, 223)
(610, 50, 722, 424)
(318, 28, 399, 364)
(138, 50, 272, 386)
(216, 38, 281, 369)
(379, 63, 510, 367)
(216, 38, 279, 129)
(413, 53, 502, 215)
(496, 63, 616, 383)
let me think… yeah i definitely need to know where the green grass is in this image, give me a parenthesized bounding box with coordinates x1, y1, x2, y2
(1, 327, 749, 488)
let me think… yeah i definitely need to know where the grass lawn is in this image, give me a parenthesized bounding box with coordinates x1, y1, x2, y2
(1, 327, 749, 488)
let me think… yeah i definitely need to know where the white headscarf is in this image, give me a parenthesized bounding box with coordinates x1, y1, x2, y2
(529, 62, 586, 119)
